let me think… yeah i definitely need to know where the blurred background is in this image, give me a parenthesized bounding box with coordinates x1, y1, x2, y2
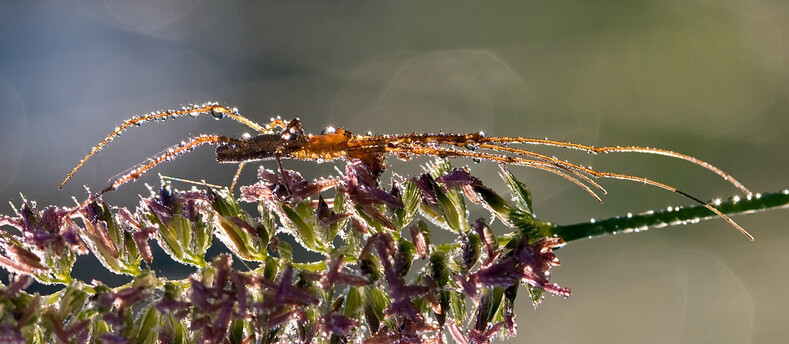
(1, 1, 788, 343)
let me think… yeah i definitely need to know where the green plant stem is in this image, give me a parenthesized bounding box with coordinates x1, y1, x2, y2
(550, 190, 789, 242)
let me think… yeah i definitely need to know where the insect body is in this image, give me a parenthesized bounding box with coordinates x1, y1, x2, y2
(60, 102, 754, 240)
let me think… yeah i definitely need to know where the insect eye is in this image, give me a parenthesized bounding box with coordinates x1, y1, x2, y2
(320, 126, 336, 135)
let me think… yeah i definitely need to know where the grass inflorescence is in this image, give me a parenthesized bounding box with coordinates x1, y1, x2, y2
(1, 159, 787, 343)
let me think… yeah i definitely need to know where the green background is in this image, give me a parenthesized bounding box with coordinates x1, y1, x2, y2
(0, 1, 787, 343)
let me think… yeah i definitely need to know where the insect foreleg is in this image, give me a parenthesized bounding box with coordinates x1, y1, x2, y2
(91, 134, 233, 201)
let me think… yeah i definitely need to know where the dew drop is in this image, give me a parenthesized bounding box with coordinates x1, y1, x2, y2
(241, 132, 252, 140)
(211, 108, 226, 120)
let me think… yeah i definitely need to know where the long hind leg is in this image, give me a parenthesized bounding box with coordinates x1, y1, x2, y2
(475, 136, 751, 196)
(387, 144, 606, 202)
(380, 133, 750, 196)
(396, 143, 753, 241)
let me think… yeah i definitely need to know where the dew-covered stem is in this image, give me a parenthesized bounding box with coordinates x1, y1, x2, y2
(550, 190, 789, 242)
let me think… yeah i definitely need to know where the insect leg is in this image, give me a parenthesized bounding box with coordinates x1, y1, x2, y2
(89, 134, 235, 202)
(379, 133, 750, 196)
(229, 162, 247, 193)
(388, 144, 605, 203)
(477, 136, 751, 196)
(60, 103, 270, 189)
(405, 144, 753, 240)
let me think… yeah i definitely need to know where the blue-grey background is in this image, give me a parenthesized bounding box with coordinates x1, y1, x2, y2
(1, 1, 788, 343)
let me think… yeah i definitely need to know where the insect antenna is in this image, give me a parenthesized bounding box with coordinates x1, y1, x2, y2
(59, 103, 275, 190)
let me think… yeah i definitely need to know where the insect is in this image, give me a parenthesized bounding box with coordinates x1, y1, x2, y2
(60, 102, 754, 240)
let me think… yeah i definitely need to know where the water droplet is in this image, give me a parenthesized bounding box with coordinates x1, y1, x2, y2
(241, 132, 252, 140)
(211, 108, 226, 120)
(472, 157, 482, 164)
(321, 126, 336, 135)
(477, 131, 486, 137)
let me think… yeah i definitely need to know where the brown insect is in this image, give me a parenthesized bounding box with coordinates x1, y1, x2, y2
(60, 102, 754, 240)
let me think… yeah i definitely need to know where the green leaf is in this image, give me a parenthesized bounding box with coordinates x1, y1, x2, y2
(449, 290, 466, 323)
(397, 238, 415, 276)
(474, 185, 514, 224)
(366, 287, 389, 326)
(400, 180, 422, 227)
(430, 251, 450, 287)
(276, 239, 293, 264)
(344, 286, 364, 319)
(509, 209, 548, 239)
(499, 165, 533, 214)
(130, 305, 159, 344)
(282, 204, 318, 251)
(230, 318, 245, 344)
